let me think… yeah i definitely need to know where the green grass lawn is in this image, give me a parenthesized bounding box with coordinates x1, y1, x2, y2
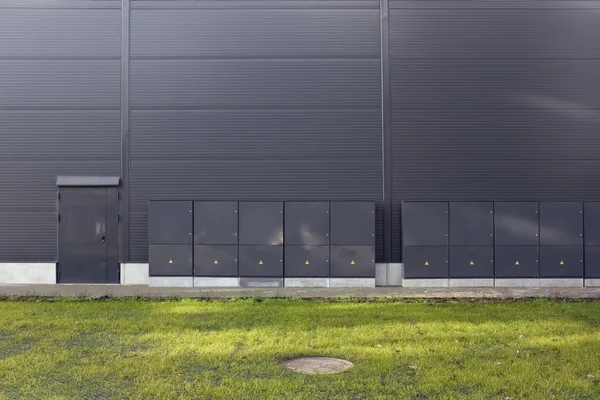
(1, 298, 600, 399)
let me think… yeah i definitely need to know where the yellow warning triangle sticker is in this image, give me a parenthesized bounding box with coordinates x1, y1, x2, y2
(168, 259, 173, 264)
(424, 261, 429, 266)
(560, 260, 565, 265)
(305, 260, 310, 265)
(350, 260, 356, 265)
(515, 260, 520, 265)
(469, 261, 475, 265)
(258, 260, 264, 265)
(213, 260, 218, 265)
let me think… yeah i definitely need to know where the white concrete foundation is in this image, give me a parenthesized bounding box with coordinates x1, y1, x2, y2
(388, 263, 403, 286)
(539, 278, 583, 288)
(149, 277, 193, 287)
(239, 278, 283, 287)
(375, 264, 387, 286)
(449, 278, 494, 288)
(375, 263, 404, 286)
(120, 263, 149, 285)
(193, 277, 239, 287)
(329, 278, 375, 288)
(0, 263, 56, 284)
(495, 278, 540, 288)
(284, 278, 329, 287)
(403, 279, 448, 288)
(585, 279, 600, 287)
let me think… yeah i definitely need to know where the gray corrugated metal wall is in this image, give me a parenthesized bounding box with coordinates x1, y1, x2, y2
(128, 0, 383, 262)
(389, 0, 600, 262)
(1, 0, 599, 264)
(0, 0, 122, 261)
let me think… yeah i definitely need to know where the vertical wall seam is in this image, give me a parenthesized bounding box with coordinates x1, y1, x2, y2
(120, 0, 130, 262)
(380, 0, 392, 263)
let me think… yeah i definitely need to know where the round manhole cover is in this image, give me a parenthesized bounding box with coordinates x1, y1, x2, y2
(282, 357, 354, 375)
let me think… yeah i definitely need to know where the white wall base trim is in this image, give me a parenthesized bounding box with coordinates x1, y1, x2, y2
(194, 277, 239, 287)
(329, 278, 375, 288)
(585, 279, 600, 287)
(449, 278, 494, 288)
(120, 263, 149, 285)
(284, 278, 329, 287)
(539, 278, 583, 288)
(495, 278, 540, 288)
(149, 277, 193, 287)
(403, 279, 448, 288)
(376, 263, 403, 286)
(0, 263, 56, 284)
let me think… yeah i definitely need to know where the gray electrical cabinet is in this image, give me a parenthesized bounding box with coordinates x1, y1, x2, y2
(285, 201, 329, 246)
(585, 247, 600, 279)
(239, 246, 283, 277)
(148, 201, 193, 245)
(284, 201, 329, 278)
(194, 201, 238, 245)
(284, 246, 329, 277)
(194, 201, 238, 277)
(402, 202, 448, 246)
(449, 202, 493, 246)
(584, 202, 600, 246)
(330, 246, 375, 278)
(540, 246, 583, 278)
(239, 202, 283, 245)
(494, 202, 539, 246)
(330, 202, 375, 246)
(194, 245, 238, 277)
(149, 245, 193, 276)
(403, 246, 448, 279)
(149, 201, 193, 277)
(449, 246, 494, 278)
(330, 201, 375, 278)
(539, 202, 583, 246)
(495, 246, 539, 278)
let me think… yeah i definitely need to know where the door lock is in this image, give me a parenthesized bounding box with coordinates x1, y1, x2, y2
(101, 236, 106, 244)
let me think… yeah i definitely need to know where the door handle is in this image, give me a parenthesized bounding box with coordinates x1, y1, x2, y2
(101, 236, 106, 244)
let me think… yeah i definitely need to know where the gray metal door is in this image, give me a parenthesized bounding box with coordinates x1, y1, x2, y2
(58, 187, 118, 283)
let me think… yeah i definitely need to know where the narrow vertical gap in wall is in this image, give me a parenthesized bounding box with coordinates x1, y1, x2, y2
(380, 0, 392, 263)
(120, 0, 131, 262)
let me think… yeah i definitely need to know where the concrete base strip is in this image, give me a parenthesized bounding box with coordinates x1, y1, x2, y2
(239, 278, 283, 288)
(329, 278, 375, 288)
(585, 279, 600, 287)
(449, 279, 494, 288)
(0, 263, 56, 284)
(539, 278, 583, 288)
(2, 285, 600, 299)
(194, 277, 239, 287)
(403, 279, 448, 288)
(149, 277, 193, 288)
(495, 279, 540, 288)
(285, 278, 329, 288)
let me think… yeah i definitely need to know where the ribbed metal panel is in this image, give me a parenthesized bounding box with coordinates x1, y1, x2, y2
(0, 61, 120, 109)
(391, 60, 600, 109)
(130, 110, 381, 159)
(130, 59, 380, 109)
(389, 8, 600, 59)
(389, 0, 600, 262)
(129, 1, 382, 262)
(0, 9, 121, 58)
(131, 9, 379, 58)
(0, 3, 121, 262)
